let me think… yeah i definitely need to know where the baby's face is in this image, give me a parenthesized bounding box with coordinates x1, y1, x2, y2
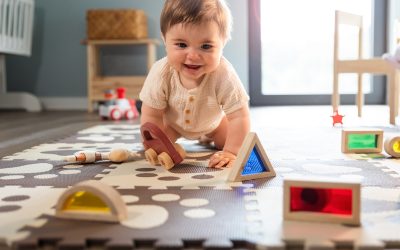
(163, 21, 225, 84)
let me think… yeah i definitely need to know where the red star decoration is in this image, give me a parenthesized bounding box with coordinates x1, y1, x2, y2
(331, 110, 344, 126)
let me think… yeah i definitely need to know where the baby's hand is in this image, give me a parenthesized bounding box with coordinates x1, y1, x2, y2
(208, 151, 236, 168)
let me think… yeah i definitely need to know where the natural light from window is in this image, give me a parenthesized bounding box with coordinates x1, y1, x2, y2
(260, 0, 373, 95)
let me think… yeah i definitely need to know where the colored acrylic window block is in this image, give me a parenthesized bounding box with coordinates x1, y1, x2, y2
(227, 132, 276, 182)
(392, 141, 400, 153)
(347, 134, 377, 150)
(63, 191, 111, 212)
(241, 147, 268, 175)
(289, 187, 352, 215)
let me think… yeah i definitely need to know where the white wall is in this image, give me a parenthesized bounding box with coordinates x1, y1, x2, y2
(6, 0, 249, 110)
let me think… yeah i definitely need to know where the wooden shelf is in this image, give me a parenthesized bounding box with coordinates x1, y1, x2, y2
(85, 39, 159, 112)
(85, 38, 160, 46)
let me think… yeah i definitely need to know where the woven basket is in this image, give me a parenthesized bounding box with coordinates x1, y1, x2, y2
(87, 9, 148, 40)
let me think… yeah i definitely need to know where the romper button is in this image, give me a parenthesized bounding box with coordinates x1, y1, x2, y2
(189, 96, 195, 102)
(185, 109, 190, 114)
(185, 119, 190, 124)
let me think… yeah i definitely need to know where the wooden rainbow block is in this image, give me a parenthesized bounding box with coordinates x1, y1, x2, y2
(283, 177, 361, 225)
(341, 128, 383, 153)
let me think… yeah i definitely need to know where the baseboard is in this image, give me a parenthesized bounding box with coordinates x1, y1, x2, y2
(40, 97, 88, 111)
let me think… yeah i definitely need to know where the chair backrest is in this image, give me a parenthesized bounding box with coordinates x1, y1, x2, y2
(0, 0, 34, 56)
(334, 10, 363, 61)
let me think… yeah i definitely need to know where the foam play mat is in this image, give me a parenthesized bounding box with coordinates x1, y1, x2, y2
(1, 123, 400, 249)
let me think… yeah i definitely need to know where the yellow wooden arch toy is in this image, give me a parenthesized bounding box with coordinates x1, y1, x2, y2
(55, 180, 127, 223)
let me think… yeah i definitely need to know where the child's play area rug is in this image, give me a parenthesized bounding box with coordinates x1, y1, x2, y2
(1, 122, 400, 249)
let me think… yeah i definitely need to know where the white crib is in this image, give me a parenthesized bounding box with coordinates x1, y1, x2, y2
(0, 0, 41, 111)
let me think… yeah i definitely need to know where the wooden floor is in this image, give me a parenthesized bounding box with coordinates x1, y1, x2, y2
(0, 110, 138, 158)
(0, 105, 394, 158)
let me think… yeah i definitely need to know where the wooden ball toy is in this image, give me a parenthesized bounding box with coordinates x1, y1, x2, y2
(108, 148, 131, 163)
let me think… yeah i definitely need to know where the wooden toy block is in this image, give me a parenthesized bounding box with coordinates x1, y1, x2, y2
(141, 122, 186, 170)
(341, 128, 383, 153)
(55, 180, 128, 223)
(283, 177, 361, 226)
(227, 132, 276, 182)
(384, 135, 400, 158)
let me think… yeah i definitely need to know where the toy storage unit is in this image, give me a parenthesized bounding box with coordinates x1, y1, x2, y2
(85, 9, 159, 112)
(0, 0, 41, 111)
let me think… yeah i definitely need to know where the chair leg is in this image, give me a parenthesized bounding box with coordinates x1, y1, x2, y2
(332, 72, 339, 112)
(356, 73, 363, 117)
(395, 71, 400, 118)
(388, 71, 398, 125)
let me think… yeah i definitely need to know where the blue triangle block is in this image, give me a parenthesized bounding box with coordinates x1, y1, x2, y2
(241, 147, 269, 176)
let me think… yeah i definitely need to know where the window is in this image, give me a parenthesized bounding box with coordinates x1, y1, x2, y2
(249, 0, 387, 105)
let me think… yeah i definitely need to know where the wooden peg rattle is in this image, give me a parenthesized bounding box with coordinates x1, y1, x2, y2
(64, 148, 138, 163)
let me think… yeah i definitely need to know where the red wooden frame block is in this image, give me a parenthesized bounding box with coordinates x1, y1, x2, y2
(283, 177, 361, 226)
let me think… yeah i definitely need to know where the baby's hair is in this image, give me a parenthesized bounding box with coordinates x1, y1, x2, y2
(160, 0, 232, 41)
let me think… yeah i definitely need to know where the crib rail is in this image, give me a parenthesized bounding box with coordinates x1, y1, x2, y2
(0, 0, 34, 56)
(0, 0, 39, 112)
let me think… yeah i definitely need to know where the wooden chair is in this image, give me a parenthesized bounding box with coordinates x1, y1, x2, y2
(332, 10, 400, 125)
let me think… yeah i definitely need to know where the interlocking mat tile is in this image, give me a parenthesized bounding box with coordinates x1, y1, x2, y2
(1, 123, 400, 249)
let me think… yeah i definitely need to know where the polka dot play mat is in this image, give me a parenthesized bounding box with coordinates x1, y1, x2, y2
(1, 124, 400, 249)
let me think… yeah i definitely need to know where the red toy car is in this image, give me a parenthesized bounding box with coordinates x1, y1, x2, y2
(99, 87, 139, 120)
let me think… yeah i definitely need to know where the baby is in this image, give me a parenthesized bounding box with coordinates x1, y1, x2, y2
(139, 0, 250, 168)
